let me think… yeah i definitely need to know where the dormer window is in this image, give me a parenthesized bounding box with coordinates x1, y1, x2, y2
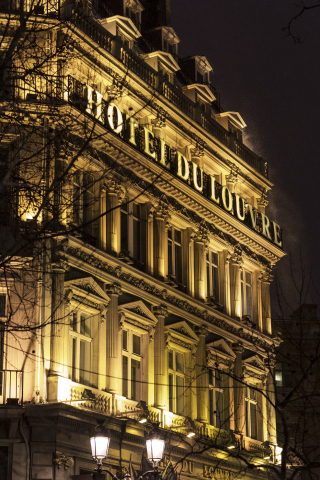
(214, 112, 247, 144)
(163, 40, 176, 55)
(100, 15, 141, 50)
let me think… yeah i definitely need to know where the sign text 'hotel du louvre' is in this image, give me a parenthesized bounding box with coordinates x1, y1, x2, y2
(83, 95, 282, 249)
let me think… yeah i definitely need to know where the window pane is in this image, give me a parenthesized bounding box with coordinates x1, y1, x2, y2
(206, 263, 210, 297)
(168, 241, 173, 275)
(176, 353, 184, 374)
(174, 229, 181, 244)
(209, 369, 213, 386)
(169, 374, 173, 412)
(246, 284, 252, 317)
(70, 312, 77, 332)
(69, 337, 76, 382)
(133, 218, 141, 261)
(241, 282, 245, 317)
(176, 376, 184, 415)
(80, 315, 85, 335)
(175, 244, 182, 283)
(0, 294, 6, 316)
(251, 403, 257, 439)
(246, 271, 252, 285)
(131, 359, 140, 401)
(216, 390, 224, 429)
(132, 335, 140, 355)
(121, 209, 128, 252)
(167, 227, 172, 240)
(213, 265, 219, 302)
(168, 350, 173, 370)
(133, 203, 140, 218)
(209, 389, 214, 426)
(123, 331, 128, 350)
(212, 252, 218, 266)
(122, 356, 128, 398)
(79, 340, 85, 384)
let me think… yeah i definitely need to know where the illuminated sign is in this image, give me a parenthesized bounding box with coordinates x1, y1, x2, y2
(72, 93, 282, 248)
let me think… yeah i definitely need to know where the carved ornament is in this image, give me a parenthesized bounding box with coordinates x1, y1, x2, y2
(148, 325, 155, 344)
(64, 289, 73, 304)
(153, 304, 168, 318)
(152, 117, 166, 129)
(53, 452, 74, 470)
(105, 283, 122, 296)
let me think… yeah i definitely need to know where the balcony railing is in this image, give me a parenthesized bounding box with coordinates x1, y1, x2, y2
(9, 63, 268, 178)
(0, 370, 23, 406)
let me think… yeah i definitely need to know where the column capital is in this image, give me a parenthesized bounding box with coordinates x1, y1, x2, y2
(260, 266, 273, 283)
(105, 178, 126, 201)
(226, 172, 239, 185)
(258, 196, 269, 208)
(230, 245, 243, 266)
(232, 342, 244, 354)
(195, 325, 209, 337)
(52, 259, 69, 272)
(105, 282, 122, 296)
(194, 223, 210, 245)
(153, 304, 168, 318)
(152, 117, 166, 129)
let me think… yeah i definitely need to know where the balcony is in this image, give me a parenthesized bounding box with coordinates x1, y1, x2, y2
(0, 370, 23, 406)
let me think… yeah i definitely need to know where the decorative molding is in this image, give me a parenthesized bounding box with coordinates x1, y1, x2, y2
(105, 283, 122, 296)
(153, 304, 168, 318)
(53, 452, 74, 470)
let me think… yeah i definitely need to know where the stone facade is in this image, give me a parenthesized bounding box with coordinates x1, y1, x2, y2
(0, 1, 285, 479)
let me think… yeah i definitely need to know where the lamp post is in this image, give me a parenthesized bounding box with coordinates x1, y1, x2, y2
(90, 421, 165, 478)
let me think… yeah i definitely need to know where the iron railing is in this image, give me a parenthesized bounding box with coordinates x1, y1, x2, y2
(0, 370, 23, 406)
(9, 66, 268, 177)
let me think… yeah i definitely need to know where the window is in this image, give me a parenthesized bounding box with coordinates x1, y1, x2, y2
(0, 323, 4, 395)
(122, 331, 141, 401)
(168, 350, 185, 415)
(72, 171, 95, 235)
(209, 369, 225, 428)
(121, 202, 145, 265)
(241, 270, 252, 319)
(206, 251, 219, 302)
(168, 227, 182, 284)
(275, 363, 283, 386)
(69, 312, 92, 385)
(245, 386, 257, 439)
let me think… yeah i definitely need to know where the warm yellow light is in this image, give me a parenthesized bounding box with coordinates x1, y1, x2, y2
(227, 445, 235, 449)
(187, 431, 195, 438)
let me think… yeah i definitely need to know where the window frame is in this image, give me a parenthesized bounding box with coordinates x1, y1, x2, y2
(122, 329, 142, 401)
(206, 250, 220, 303)
(120, 201, 145, 265)
(245, 385, 258, 439)
(167, 226, 183, 285)
(168, 349, 185, 415)
(209, 369, 225, 428)
(240, 268, 253, 319)
(69, 311, 92, 386)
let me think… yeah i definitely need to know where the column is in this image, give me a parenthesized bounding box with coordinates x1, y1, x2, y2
(187, 229, 195, 297)
(266, 358, 277, 444)
(153, 205, 168, 280)
(233, 343, 245, 436)
(226, 172, 238, 194)
(224, 252, 232, 316)
(99, 184, 107, 251)
(257, 272, 263, 332)
(105, 283, 122, 394)
(195, 326, 208, 423)
(145, 202, 155, 276)
(194, 236, 206, 302)
(230, 250, 242, 319)
(261, 377, 268, 442)
(191, 146, 204, 169)
(153, 305, 168, 410)
(261, 269, 273, 335)
(257, 196, 269, 215)
(50, 260, 68, 376)
(106, 180, 124, 256)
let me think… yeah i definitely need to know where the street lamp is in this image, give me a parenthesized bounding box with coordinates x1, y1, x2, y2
(145, 427, 166, 467)
(90, 421, 165, 477)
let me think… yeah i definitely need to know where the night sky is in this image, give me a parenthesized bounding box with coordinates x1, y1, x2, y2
(171, 0, 320, 315)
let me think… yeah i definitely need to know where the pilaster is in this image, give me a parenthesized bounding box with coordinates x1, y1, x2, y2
(194, 226, 209, 302)
(195, 326, 208, 423)
(261, 268, 273, 335)
(230, 247, 243, 319)
(153, 204, 169, 280)
(153, 304, 168, 409)
(232, 343, 245, 436)
(105, 283, 122, 394)
(105, 179, 125, 256)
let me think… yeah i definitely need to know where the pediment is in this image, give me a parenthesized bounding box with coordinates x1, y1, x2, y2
(182, 83, 216, 103)
(214, 112, 247, 129)
(243, 355, 266, 373)
(119, 301, 157, 325)
(100, 15, 141, 39)
(165, 321, 199, 344)
(208, 339, 236, 360)
(65, 277, 110, 304)
(142, 51, 180, 73)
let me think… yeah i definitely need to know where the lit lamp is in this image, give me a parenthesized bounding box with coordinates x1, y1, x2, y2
(146, 428, 165, 467)
(90, 420, 112, 475)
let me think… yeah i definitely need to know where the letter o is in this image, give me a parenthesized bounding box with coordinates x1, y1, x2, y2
(107, 102, 123, 134)
(222, 186, 233, 212)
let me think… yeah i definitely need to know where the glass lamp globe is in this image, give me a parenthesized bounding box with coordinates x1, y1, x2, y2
(146, 428, 165, 466)
(90, 420, 110, 464)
